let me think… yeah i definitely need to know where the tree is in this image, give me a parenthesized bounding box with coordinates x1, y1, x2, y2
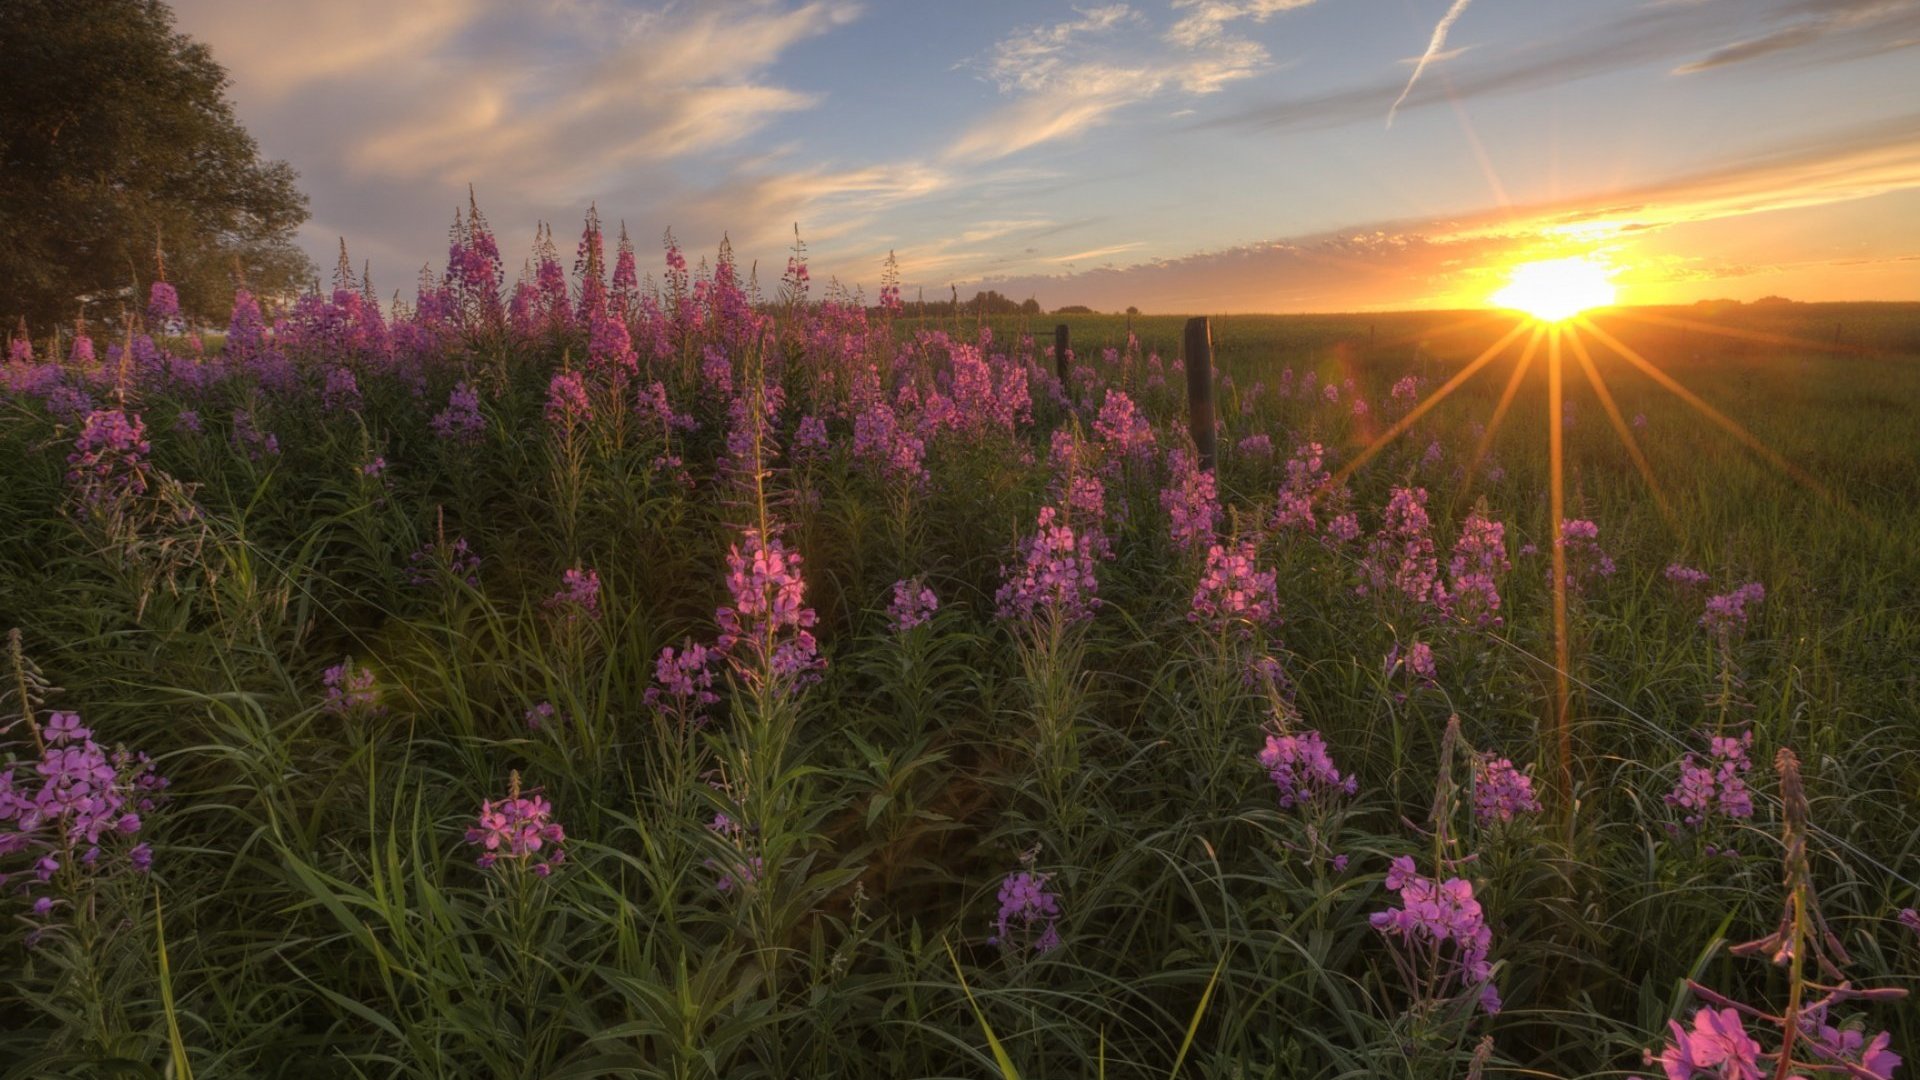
(0, 0, 314, 333)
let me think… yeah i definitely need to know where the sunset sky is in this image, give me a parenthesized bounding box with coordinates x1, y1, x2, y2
(169, 0, 1920, 312)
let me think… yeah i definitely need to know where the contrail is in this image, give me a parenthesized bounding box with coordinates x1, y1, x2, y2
(1387, 0, 1472, 128)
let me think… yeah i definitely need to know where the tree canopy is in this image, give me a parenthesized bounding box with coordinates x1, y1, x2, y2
(0, 0, 314, 334)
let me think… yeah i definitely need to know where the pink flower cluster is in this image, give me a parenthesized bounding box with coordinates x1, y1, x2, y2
(716, 528, 824, 685)
(1701, 582, 1765, 639)
(146, 281, 181, 328)
(430, 381, 487, 445)
(887, 578, 938, 632)
(1361, 487, 1443, 608)
(1555, 518, 1616, 591)
(994, 506, 1101, 624)
(644, 639, 720, 727)
(1472, 754, 1542, 824)
(322, 660, 382, 717)
(1258, 728, 1358, 809)
(1667, 730, 1755, 829)
(465, 788, 566, 876)
(1654, 1005, 1899, 1080)
(65, 409, 152, 509)
(1161, 448, 1221, 555)
(1385, 641, 1438, 688)
(1665, 563, 1712, 590)
(990, 869, 1063, 954)
(322, 366, 362, 413)
(1371, 856, 1501, 1014)
(851, 400, 926, 485)
(546, 566, 602, 625)
(1, 711, 166, 920)
(1447, 509, 1510, 627)
(1189, 540, 1279, 636)
(545, 369, 592, 428)
(1272, 442, 1329, 532)
(706, 812, 763, 893)
(1093, 389, 1154, 460)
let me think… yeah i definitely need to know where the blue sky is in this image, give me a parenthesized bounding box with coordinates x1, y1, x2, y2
(171, 0, 1920, 311)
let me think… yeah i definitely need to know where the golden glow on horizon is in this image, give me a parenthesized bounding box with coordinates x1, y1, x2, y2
(1491, 257, 1617, 322)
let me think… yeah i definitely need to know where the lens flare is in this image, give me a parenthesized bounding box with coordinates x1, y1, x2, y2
(1491, 257, 1616, 322)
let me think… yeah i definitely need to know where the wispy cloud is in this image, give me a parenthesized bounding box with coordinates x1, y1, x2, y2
(1388, 0, 1473, 128)
(973, 112, 1920, 310)
(1215, 0, 1920, 135)
(947, 1, 1313, 162)
(1672, 0, 1920, 73)
(180, 0, 860, 199)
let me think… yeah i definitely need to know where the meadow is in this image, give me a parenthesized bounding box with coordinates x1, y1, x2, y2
(2, 214, 1917, 1079)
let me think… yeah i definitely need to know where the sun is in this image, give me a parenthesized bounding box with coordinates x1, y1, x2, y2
(1491, 257, 1617, 322)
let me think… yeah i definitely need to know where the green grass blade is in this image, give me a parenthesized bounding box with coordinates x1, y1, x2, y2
(944, 940, 1021, 1080)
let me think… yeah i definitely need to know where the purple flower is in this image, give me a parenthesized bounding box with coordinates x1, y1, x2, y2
(546, 566, 601, 625)
(1665, 563, 1712, 590)
(1666, 729, 1755, 829)
(887, 578, 939, 633)
(147, 282, 181, 328)
(991, 870, 1063, 954)
(1701, 582, 1765, 640)
(430, 381, 487, 445)
(524, 702, 556, 731)
(1360, 487, 1443, 609)
(1472, 753, 1542, 824)
(850, 399, 926, 485)
(66, 409, 152, 508)
(1371, 857, 1501, 1015)
(1656, 1008, 1764, 1080)
(1258, 728, 1357, 810)
(1161, 448, 1221, 555)
(1447, 509, 1510, 627)
(644, 639, 721, 727)
(465, 782, 566, 876)
(995, 506, 1101, 625)
(794, 414, 830, 455)
(545, 369, 593, 428)
(44, 711, 92, 746)
(1899, 907, 1920, 937)
(1190, 540, 1280, 635)
(1093, 389, 1154, 460)
(322, 660, 382, 717)
(705, 812, 763, 894)
(716, 528, 824, 686)
(1554, 518, 1616, 591)
(322, 366, 362, 412)
(1, 711, 167, 922)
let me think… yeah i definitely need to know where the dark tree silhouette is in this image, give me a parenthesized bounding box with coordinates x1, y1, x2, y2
(0, 0, 314, 332)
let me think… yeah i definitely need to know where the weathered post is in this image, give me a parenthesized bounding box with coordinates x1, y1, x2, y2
(1185, 316, 1216, 471)
(1054, 323, 1070, 385)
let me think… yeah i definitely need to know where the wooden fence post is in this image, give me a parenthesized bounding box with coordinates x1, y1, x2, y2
(1185, 316, 1215, 471)
(1055, 323, 1070, 385)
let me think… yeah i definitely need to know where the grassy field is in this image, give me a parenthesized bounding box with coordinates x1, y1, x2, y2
(2, 275, 1917, 1078)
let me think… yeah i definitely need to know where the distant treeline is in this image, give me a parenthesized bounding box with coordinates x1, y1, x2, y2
(880, 290, 1139, 318)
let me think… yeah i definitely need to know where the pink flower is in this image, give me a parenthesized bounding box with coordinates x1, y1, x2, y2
(464, 786, 566, 876)
(545, 369, 593, 427)
(1657, 1008, 1764, 1080)
(995, 506, 1101, 624)
(546, 566, 601, 625)
(1190, 540, 1280, 636)
(887, 578, 939, 632)
(716, 527, 824, 686)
